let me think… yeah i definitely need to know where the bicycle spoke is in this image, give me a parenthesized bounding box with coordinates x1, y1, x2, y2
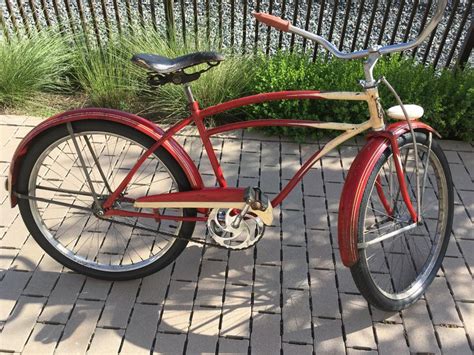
(84, 135, 113, 193)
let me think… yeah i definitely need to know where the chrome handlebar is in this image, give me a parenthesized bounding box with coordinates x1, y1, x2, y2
(255, 0, 447, 60)
(378, 0, 447, 56)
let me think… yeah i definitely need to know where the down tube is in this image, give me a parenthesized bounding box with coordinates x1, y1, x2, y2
(271, 121, 372, 207)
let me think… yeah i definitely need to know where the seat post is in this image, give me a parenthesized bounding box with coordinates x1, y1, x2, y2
(183, 84, 195, 104)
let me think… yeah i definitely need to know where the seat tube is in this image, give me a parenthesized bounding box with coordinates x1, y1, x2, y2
(185, 85, 228, 187)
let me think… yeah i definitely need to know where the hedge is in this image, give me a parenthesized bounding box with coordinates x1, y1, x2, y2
(246, 53, 473, 142)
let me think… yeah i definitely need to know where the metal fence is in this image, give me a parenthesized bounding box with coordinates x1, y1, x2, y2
(0, 0, 472, 68)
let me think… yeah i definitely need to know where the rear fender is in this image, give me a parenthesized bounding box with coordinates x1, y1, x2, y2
(8, 108, 204, 207)
(338, 121, 440, 267)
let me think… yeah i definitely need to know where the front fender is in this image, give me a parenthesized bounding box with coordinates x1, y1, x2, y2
(8, 108, 204, 207)
(338, 121, 440, 267)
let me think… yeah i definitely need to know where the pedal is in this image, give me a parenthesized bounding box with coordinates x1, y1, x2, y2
(244, 187, 269, 212)
(244, 187, 273, 226)
(206, 187, 273, 250)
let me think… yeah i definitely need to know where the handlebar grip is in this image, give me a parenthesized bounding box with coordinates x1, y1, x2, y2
(252, 12, 291, 32)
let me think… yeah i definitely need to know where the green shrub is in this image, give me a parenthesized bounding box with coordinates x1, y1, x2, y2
(375, 56, 473, 142)
(72, 35, 141, 110)
(0, 30, 73, 108)
(247, 52, 473, 142)
(247, 52, 367, 140)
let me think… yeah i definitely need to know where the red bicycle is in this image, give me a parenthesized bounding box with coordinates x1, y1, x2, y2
(7, 0, 453, 311)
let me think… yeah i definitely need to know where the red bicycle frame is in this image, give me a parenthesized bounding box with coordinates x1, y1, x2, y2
(95, 86, 424, 228)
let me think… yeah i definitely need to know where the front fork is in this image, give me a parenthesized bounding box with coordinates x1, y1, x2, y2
(369, 131, 432, 223)
(369, 130, 423, 224)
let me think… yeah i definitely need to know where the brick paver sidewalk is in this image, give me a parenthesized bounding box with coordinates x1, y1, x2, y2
(0, 115, 472, 354)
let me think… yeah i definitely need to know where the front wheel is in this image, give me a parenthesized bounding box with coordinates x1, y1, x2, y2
(17, 120, 196, 280)
(351, 131, 454, 311)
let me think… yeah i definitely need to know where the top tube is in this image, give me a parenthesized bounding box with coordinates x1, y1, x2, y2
(253, 0, 447, 60)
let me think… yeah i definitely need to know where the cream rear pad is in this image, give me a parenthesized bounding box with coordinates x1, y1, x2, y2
(386, 104, 424, 121)
(134, 187, 274, 225)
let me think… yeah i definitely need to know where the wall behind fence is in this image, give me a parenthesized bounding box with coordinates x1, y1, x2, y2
(1, 0, 472, 68)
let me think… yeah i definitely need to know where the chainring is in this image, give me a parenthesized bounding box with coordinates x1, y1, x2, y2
(207, 208, 265, 250)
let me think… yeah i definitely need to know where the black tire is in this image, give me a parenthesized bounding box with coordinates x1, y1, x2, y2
(17, 120, 196, 280)
(350, 131, 454, 311)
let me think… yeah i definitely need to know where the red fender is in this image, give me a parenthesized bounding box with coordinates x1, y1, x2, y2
(7, 108, 204, 207)
(338, 121, 440, 267)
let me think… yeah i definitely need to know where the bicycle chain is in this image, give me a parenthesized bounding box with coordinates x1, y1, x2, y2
(104, 215, 255, 250)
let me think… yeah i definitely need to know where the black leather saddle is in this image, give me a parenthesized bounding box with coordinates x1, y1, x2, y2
(132, 51, 224, 85)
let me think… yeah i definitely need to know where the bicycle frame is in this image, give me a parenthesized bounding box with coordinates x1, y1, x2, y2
(100, 86, 387, 221)
(6, 71, 423, 235)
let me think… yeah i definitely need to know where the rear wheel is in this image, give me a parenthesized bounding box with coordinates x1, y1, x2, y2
(17, 120, 196, 280)
(351, 132, 453, 311)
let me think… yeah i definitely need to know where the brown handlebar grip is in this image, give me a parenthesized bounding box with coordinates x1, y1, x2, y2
(252, 12, 290, 32)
